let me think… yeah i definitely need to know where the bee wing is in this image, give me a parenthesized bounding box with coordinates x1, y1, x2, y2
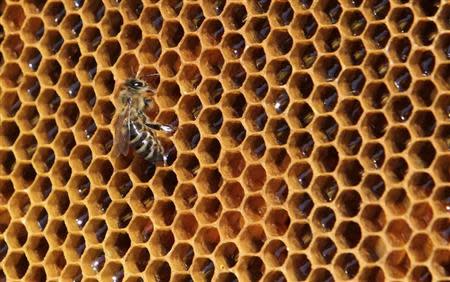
(113, 105, 131, 157)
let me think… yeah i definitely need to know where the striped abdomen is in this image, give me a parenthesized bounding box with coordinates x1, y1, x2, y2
(128, 120, 165, 164)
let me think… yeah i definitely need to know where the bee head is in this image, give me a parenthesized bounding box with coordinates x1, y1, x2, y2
(124, 78, 149, 93)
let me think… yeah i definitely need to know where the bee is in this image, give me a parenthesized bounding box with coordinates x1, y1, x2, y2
(113, 77, 176, 166)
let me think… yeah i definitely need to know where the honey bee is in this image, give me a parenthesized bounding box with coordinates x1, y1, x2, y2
(113, 77, 176, 166)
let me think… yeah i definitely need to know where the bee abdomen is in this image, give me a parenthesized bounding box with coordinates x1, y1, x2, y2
(129, 121, 164, 164)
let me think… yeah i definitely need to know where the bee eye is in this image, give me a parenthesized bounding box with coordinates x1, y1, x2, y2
(133, 81, 143, 87)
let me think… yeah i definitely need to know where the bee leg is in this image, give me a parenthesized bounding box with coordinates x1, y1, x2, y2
(144, 121, 176, 135)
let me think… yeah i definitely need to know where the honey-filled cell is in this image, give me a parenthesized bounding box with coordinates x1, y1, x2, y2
(0, 0, 447, 280)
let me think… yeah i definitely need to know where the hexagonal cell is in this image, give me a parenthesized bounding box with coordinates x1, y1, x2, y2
(2, 34, 24, 60)
(361, 112, 388, 140)
(22, 17, 45, 43)
(220, 181, 244, 209)
(125, 246, 150, 273)
(20, 47, 42, 72)
(0, 179, 14, 208)
(360, 235, 386, 263)
(243, 195, 266, 222)
(1, 62, 23, 88)
(41, 30, 64, 56)
(15, 76, 38, 104)
(312, 115, 339, 143)
(291, 13, 318, 40)
(215, 242, 239, 270)
(11, 162, 37, 188)
(287, 222, 312, 251)
(196, 196, 222, 224)
(200, 18, 224, 46)
(413, 20, 438, 46)
(287, 102, 314, 130)
(119, 24, 141, 51)
(80, 247, 105, 275)
(359, 266, 385, 282)
(218, 210, 244, 240)
(61, 14, 83, 39)
(195, 167, 222, 195)
(339, 10, 366, 36)
(0, 149, 16, 176)
(3, 5, 26, 31)
(194, 226, 220, 255)
(199, 49, 224, 76)
(223, 33, 246, 59)
(4, 251, 29, 279)
(105, 202, 133, 230)
(313, 145, 339, 173)
(128, 215, 153, 244)
(239, 224, 266, 253)
(148, 229, 175, 256)
(288, 192, 314, 220)
(191, 257, 215, 281)
(385, 250, 411, 279)
(362, 174, 386, 201)
(242, 46, 266, 73)
(410, 266, 433, 282)
(81, 0, 105, 23)
(386, 219, 413, 247)
(335, 253, 360, 280)
(288, 162, 313, 189)
(312, 236, 337, 264)
(361, 142, 385, 170)
(410, 202, 434, 230)
(243, 164, 266, 192)
(104, 231, 131, 259)
(336, 220, 362, 249)
(360, 204, 386, 232)
(408, 233, 433, 263)
(245, 16, 270, 44)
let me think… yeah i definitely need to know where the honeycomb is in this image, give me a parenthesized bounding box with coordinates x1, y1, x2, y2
(0, 0, 449, 281)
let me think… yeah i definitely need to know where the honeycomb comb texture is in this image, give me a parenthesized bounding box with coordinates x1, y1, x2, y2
(0, 0, 449, 281)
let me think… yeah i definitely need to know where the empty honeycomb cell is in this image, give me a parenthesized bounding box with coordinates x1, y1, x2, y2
(1, 34, 24, 60)
(360, 235, 386, 263)
(0, 0, 447, 280)
(385, 250, 411, 279)
(60, 13, 83, 39)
